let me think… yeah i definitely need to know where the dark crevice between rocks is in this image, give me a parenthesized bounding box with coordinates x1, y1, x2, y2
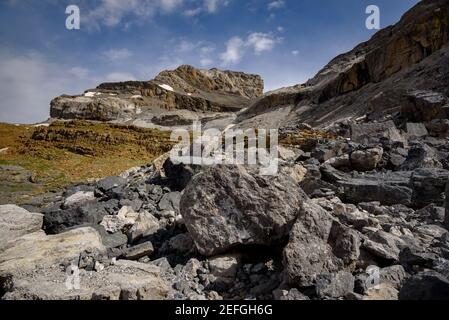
(0, 274, 14, 299)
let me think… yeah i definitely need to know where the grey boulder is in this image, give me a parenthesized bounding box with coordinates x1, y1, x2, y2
(180, 165, 307, 256)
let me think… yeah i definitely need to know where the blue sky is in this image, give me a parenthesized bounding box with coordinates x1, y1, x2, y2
(0, 0, 419, 123)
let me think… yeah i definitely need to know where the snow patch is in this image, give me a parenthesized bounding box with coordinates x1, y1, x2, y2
(131, 95, 143, 99)
(158, 84, 174, 92)
(84, 92, 102, 97)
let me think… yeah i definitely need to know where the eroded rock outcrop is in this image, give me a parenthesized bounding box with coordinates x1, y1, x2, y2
(50, 65, 264, 126)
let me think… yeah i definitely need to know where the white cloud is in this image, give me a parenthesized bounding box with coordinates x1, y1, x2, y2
(85, 0, 186, 29)
(171, 39, 216, 66)
(248, 33, 279, 55)
(292, 50, 299, 56)
(183, 0, 230, 17)
(220, 32, 282, 65)
(205, 0, 228, 13)
(160, 0, 184, 12)
(183, 7, 202, 17)
(220, 36, 245, 65)
(102, 48, 133, 61)
(85, 0, 230, 28)
(268, 0, 285, 10)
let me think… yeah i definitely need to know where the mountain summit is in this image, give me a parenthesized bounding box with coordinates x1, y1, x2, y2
(50, 65, 263, 129)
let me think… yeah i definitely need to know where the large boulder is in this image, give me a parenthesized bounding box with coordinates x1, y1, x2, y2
(0, 205, 43, 252)
(350, 147, 383, 171)
(0, 227, 106, 274)
(410, 168, 449, 208)
(180, 165, 307, 256)
(399, 271, 449, 300)
(335, 171, 413, 206)
(283, 200, 359, 287)
(2, 260, 168, 300)
(350, 121, 405, 145)
(401, 90, 448, 122)
(43, 201, 109, 234)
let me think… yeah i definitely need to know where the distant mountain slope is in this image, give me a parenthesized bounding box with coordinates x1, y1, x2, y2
(236, 0, 449, 129)
(50, 65, 263, 128)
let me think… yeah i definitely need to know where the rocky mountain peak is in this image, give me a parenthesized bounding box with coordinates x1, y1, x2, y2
(154, 65, 264, 99)
(235, 0, 449, 130)
(50, 65, 264, 127)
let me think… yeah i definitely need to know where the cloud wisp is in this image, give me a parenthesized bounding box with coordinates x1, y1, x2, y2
(220, 32, 282, 65)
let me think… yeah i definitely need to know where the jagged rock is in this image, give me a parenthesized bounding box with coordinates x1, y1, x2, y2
(399, 271, 449, 300)
(0, 205, 43, 252)
(406, 123, 429, 138)
(96, 176, 127, 198)
(414, 204, 446, 224)
(335, 171, 413, 206)
(180, 165, 307, 256)
(326, 154, 351, 170)
(168, 233, 195, 254)
(273, 288, 310, 300)
(2, 260, 168, 300)
(350, 147, 383, 171)
(163, 157, 202, 191)
(63, 191, 95, 209)
(100, 206, 139, 234)
(311, 141, 348, 163)
(43, 201, 109, 234)
(362, 230, 406, 262)
(158, 192, 181, 213)
(315, 271, 355, 299)
(399, 142, 442, 171)
(350, 121, 405, 145)
(379, 265, 408, 290)
(402, 90, 448, 122)
(328, 222, 361, 265)
(0, 227, 106, 274)
(121, 242, 154, 261)
(410, 168, 449, 208)
(428, 119, 449, 138)
(283, 200, 343, 287)
(126, 211, 160, 243)
(399, 246, 439, 270)
(208, 255, 241, 282)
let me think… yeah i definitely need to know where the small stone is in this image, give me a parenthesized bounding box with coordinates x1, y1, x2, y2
(121, 242, 154, 261)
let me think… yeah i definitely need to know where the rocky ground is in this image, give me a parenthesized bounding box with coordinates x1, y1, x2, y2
(1, 0, 449, 301)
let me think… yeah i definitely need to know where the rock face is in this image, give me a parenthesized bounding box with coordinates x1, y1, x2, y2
(0, 205, 43, 252)
(50, 65, 263, 127)
(180, 165, 308, 256)
(350, 147, 383, 171)
(0, 227, 106, 274)
(283, 201, 342, 287)
(399, 271, 449, 300)
(2, 260, 168, 300)
(236, 0, 449, 129)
